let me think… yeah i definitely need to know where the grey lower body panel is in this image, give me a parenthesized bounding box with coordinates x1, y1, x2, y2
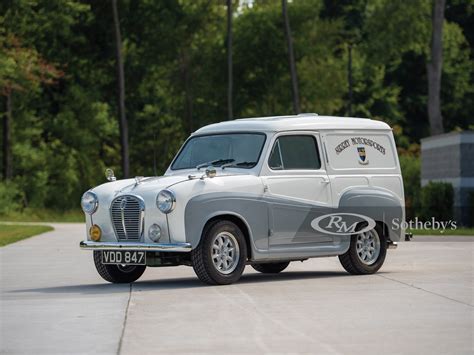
(184, 190, 403, 262)
(251, 244, 348, 262)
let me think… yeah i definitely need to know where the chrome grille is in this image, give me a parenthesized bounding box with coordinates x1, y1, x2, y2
(110, 195, 145, 241)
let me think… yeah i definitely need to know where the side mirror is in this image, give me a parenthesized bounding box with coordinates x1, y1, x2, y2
(105, 168, 116, 182)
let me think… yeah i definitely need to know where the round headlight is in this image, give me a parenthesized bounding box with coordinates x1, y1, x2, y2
(156, 189, 176, 214)
(81, 191, 98, 214)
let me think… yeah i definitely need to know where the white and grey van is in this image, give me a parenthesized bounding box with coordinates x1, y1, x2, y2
(80, 114, 404, 285)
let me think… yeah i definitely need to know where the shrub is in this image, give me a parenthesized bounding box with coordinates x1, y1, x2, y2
(469, 192, 474, 227)
(0, 181, 24, 215)
(421, 182, 454, 221)
(399, 154, 421, 219)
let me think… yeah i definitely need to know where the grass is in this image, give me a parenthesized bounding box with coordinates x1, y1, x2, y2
(0, 224, 54, 247)
(0, 208, 83, 223)
(409, 228, 474, 236)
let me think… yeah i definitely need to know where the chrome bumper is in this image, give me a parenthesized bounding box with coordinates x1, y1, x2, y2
(80, 241, 192, 252)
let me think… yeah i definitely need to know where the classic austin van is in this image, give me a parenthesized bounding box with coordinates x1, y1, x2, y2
(80, 114, 404, 285)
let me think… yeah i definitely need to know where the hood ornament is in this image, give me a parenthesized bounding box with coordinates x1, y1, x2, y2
(200, 167, 217, 180)
(105, 168, 116, 182)
(135, 176, 144, 185)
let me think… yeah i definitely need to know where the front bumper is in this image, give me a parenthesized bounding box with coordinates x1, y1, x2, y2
(79, 241, 192, 252)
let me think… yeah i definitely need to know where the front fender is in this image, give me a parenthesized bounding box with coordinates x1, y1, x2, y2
(184, 192, 269, 251)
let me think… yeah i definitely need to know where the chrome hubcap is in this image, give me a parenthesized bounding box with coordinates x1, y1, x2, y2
(211, 232, 240, 274)
(355, 229, 381, 265)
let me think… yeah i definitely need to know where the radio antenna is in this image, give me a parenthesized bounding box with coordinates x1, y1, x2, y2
(153, 133, 157, 176)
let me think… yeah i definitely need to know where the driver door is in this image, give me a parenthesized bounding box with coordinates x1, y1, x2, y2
(261, 132, 333, 247)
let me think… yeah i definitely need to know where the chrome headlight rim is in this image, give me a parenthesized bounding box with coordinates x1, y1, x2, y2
(156, 189, 176, 214)
(81, 191, 98, 215)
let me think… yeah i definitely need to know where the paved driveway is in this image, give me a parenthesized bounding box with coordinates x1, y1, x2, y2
(0, 224, 473, 354)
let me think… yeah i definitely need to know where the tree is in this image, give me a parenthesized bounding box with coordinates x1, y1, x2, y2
(2, 87, 11, 180)
(282, 0, 300, 114)
(111, 0, 129, 177)
(232, 1, 344, 117)
(347, 43, 353, 116)
(227, 0, 233, 120)
(360, 0, 472, 140)
(427, 0, 446, 136)
(0, 0, 473, 213)
(0, 33, 61, 180)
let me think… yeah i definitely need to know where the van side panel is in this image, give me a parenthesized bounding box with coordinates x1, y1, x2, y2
(322, 129, 405, 239)
(324, 132, 398, 171)
(371, 176, 404, 201)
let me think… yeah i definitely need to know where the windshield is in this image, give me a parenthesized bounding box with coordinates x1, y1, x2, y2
(171, 133, 266, 170)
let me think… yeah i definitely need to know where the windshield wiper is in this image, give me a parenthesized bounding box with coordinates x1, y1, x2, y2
(222, 161, 257, 169)
(196, 159, 235, 170)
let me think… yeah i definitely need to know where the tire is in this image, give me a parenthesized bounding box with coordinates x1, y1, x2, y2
(93, 251, 146, 283)
(338, 224, 387, 275)
(191, 220, 247, 285)
(252, 262, 290, 274)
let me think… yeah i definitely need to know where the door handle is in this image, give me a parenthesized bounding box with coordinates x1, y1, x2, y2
(321, 178, 330, 184)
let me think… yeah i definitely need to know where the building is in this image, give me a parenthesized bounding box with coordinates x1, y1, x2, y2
(421, 131, 474, 226)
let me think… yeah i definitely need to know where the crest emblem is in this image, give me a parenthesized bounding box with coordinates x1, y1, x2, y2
(120, 198, 127, 210)
(357, 147, 369, 165)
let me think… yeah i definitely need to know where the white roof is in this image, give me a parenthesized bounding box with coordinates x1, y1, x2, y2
(194, 114, 392, 135)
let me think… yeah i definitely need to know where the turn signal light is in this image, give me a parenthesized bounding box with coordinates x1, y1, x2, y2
(89, 225, 102, 241)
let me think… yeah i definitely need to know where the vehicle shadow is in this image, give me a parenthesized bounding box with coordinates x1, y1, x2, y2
(9, 270, 361, 295)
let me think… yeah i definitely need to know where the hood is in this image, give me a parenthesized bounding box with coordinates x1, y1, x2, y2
(91, 175, 189, 198)
(90, 170, 254, 200)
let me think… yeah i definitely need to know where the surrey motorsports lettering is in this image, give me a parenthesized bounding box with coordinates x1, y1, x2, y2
(334, 137, 386, 155)
(334, 137, 386, 165)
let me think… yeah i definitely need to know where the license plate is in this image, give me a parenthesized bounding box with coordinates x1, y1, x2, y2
(102, 251, 146, 265)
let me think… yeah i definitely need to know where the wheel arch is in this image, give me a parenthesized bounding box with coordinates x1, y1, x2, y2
(376, 220, 391, 242)
(184, 193, 269, 258)
(339, 187, 404, 242)
(203, 213, 253, 260)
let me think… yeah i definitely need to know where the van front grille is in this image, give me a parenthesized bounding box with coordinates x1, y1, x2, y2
(110, 195, 145, 241)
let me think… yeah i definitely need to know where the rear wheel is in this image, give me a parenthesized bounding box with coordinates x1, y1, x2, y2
(93, 251, 146, 283)
(338, 224, 387, 275)
(252, 262, 290, 274)
(192, 220, 247, 285)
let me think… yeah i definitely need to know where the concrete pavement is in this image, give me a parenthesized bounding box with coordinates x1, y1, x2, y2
(0, 224, 473, 354)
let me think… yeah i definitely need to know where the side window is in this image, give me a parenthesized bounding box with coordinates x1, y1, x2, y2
(268, 140, 283, 169)
(268, 135, 321, 170)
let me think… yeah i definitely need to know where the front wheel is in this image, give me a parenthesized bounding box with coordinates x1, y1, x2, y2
(338, 224, 387, 275)
(192, 220, 247, 285)
(93, 251, 146, 283)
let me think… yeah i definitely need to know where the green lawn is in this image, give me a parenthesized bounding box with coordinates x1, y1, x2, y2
(409, 228, 474, 236)
(0, 224, 54, 247)
(0, 208, 83, 223)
